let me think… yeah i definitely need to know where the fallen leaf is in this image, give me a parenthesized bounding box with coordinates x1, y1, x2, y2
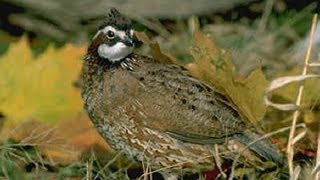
(149, 42, 176, 64)
(0, 37, 85, 137)
(187, 18, 268, 124)
(134, 31, 151, 44)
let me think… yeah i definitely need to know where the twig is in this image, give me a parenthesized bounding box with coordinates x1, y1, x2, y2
(213, 144, 227, 178)
(286, 13, 318, 179)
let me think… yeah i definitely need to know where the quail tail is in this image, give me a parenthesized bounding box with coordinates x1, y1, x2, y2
(235, 133, 286, 165)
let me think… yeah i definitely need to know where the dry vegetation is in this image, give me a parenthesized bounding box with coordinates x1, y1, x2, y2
(0, 0, 319, 179)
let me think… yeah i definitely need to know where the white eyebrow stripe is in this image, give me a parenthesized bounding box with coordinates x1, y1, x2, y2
(101, 26, 126, 39)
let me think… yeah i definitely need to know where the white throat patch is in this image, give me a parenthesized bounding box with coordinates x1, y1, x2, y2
(98, 42, 133, 62)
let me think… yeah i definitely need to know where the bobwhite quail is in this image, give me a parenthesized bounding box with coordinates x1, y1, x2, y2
(81, 8, 284, 179)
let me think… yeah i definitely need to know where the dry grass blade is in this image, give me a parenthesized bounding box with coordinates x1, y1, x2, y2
(94, 152, 123, 179)
(86, 158, 93, 180)
(264, 74, 320, 111)
(213, 144, 227, 178)
(264, 98, 299, 111)
(309, 63, 320, 67)
(287, 13, 318, 179)
(292, 166, 301, 180)
(266, 75, 320, 91)
(314, 123, 320, 179)
(130, 15, 170, 38)
(292, 130, 307, 145)
(257, 0, 274, 33)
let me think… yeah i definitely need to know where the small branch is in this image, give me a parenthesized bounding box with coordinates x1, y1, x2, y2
(286, 13, 318, 179)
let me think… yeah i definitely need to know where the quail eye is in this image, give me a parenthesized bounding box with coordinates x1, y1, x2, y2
(106, 30, 115, 39)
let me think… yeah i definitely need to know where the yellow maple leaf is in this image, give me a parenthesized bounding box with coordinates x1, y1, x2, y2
(0, 37, 86, 137)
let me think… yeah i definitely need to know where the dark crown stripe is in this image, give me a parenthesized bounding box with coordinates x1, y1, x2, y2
(99, 8, 132, 30)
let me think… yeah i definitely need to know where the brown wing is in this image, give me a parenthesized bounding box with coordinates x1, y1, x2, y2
(121, 56, 248, 143)
(100, 56, 245, 144)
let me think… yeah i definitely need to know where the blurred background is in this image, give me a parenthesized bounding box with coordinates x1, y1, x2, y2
(0, 0, 319, 179)
(0, 0, 319, 75)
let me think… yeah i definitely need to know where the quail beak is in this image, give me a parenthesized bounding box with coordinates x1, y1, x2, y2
(122, 36, 134, 47)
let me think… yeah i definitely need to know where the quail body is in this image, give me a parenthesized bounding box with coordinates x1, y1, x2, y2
(81, 8, 284, 177)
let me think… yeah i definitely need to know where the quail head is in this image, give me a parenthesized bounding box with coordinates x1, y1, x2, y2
(81, 8, 285, 178)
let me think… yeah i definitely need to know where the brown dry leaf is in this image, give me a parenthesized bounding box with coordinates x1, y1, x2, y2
(134, 31, 151, 44)
(149, 42, 176, 64)
(187, 18, 268, 124)
(135, 30, 177, 64)
(0, 37, 85, 138)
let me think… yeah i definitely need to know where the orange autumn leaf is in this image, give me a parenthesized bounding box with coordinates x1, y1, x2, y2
(0, 38, 116, 164)
(45, 114, 112, 164)
(7, 114, 112, 164)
